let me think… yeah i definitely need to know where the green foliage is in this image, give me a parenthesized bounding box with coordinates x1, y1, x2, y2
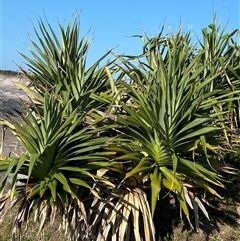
(0, 14, 240, 241)
(17, 16, 119, 115)
(111, 28, 236, 226)
(0, 70, 19, 76)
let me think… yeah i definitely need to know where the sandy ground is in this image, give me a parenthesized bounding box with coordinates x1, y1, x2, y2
(0, 73, 29, 119)
(0, 73, 28, 186)
(0, 73, 27, 90)
(0, 73, 28, 155)
(0, 73, 27, 149)
(0, 73, 29, 96)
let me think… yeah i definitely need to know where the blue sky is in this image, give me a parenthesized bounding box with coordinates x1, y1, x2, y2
(0, 0, 239, 71)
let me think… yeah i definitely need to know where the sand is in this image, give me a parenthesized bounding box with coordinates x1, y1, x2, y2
(0, 73, 28, 156)
(0, 73, 29, 119)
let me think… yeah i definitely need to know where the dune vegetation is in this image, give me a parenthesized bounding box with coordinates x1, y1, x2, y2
(0, 14, 240, 241)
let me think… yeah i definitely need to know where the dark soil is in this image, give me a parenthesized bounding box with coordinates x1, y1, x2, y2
(153, 176, 240, 241)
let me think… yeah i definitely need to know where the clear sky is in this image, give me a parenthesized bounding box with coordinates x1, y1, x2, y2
(0, 0, 239, 71)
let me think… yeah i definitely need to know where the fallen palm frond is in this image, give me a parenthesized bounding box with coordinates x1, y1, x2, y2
(88, 187, 155, 241)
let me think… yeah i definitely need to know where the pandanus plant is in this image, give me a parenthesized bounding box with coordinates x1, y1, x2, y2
(0, 14, 240, 241)
(0, 16, 155, 241)
(198, 17, 240, 138)
(108, 26, 240, 231)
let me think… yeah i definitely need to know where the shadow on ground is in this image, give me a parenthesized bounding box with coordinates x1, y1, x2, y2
(153, 173, 240, 241)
